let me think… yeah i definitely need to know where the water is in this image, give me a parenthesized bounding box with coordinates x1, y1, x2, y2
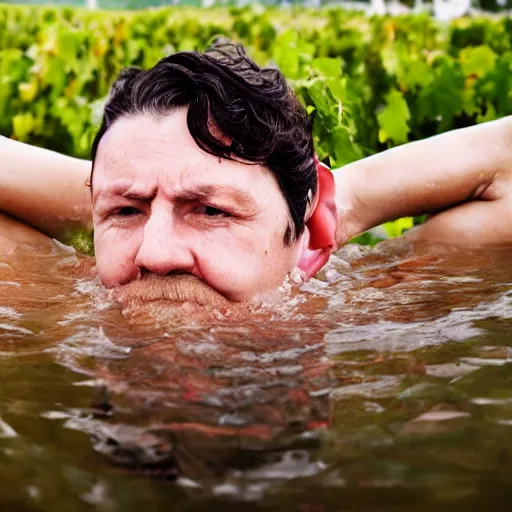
(2, 236, 512, 511)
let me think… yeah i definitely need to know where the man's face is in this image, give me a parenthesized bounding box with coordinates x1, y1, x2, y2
(91, 108, 303, 304)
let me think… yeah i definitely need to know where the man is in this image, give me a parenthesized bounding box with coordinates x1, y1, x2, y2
(1, 41, 512, 307)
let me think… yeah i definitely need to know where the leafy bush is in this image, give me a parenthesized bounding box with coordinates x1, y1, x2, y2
(1, 4, 511, 243)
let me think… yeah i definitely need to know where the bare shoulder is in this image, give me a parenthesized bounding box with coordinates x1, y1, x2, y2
(0, 212, 55, 257)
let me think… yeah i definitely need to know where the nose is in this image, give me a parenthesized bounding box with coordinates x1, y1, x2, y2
(134, 207, 195, 276)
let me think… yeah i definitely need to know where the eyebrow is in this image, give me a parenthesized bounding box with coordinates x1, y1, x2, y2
(92, 183, 157, 204)
(179, 184, 258, 210)
(93, 182, 259, 211)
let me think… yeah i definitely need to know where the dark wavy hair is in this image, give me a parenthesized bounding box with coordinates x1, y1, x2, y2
(91, 40, 317, 245)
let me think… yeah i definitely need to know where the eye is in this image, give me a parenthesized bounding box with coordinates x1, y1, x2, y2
(114, 206, 141, 217)
(193, 205, 231, 218)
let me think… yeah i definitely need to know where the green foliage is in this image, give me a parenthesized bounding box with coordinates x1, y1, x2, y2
(1, 5, 512, 244)
(378, 89, 411, 145)
(383, 216, 414, 238)
(64, 228, 95, 256)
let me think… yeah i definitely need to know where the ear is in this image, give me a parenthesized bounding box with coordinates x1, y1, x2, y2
(297, 157, 337, 279)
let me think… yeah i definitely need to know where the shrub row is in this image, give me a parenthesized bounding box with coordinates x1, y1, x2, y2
(1, 5, 511, 240)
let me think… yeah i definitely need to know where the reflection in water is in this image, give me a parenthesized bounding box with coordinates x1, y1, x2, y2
(2, 239, 512, 510)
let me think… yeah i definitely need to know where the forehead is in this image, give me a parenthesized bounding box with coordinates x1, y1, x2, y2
(92, 109, 280, 198)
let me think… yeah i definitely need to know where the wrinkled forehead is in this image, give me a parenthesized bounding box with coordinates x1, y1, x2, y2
(97, 138, 206, 183)
(93, 114, 211, 184)
(92, 113, 280, 197)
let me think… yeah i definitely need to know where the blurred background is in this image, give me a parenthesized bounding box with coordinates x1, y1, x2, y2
(1, 0, 511, 13)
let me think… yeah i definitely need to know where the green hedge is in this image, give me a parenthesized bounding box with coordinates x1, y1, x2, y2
(2, 5, 511, 162)
(1, 5, 511, 240)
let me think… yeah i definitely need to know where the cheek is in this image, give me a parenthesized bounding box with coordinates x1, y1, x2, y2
(258, 237, 299, 288)
(257, 221, 304, 289)
(194, 227, 296, 301)
(192, 231, 247, 291)
(190, 230, 260, 300)
(94, 228, 140, 287)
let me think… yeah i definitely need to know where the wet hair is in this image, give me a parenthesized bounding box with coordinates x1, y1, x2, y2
(91, 40, 317, 245)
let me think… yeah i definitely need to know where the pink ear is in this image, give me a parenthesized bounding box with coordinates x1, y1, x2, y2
(297, 157, 337, 279)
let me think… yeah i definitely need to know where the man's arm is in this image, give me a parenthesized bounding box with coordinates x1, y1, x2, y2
(0, 136, 92, 240)
(334, 116, 512, 246)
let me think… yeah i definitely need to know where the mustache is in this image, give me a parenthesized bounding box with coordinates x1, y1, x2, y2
(112, 274, 231, 307)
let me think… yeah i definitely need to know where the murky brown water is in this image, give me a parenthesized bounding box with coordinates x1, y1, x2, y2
(2, 235, 512, 511)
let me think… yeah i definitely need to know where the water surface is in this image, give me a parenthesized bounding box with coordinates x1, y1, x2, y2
(2, 238, 512, 511)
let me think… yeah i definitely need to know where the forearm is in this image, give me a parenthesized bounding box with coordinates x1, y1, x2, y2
(0, 137, 92, 240)
(334, 116, 512, 244)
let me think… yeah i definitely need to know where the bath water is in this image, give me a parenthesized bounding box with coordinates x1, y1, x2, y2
(1, 238, 512, 511)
